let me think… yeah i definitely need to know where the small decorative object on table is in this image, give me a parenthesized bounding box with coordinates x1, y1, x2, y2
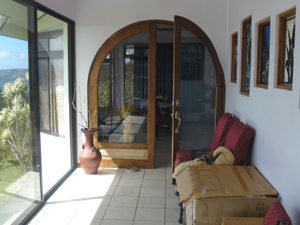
(72, 86, 102, 174)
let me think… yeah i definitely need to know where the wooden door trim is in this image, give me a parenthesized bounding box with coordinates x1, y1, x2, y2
(87, 20, 172, 169)
(147, 22, 157, 168)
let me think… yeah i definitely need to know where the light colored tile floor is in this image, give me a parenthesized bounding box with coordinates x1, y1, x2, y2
(28, 130, 182, 225)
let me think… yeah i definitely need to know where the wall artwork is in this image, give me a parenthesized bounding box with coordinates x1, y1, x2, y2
(277, 8, 296, 90)
(241, 16, 252, 95)
(284, 15, 295, 85)
(231, 32, 238, 83)
(260, 24, 270, 84)
(257, 18, 270, 88)
(244, 20, 251, 92)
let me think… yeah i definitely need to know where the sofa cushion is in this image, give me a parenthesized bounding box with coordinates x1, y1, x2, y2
(208, 112, 238, 152)
(263, 202, 292, 225)
(224, 121, 255, 165)
(174, 113, 238, 169)
(174, 150, 195, 169)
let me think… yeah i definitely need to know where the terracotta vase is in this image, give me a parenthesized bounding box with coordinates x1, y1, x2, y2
(79, 128, 102, 174)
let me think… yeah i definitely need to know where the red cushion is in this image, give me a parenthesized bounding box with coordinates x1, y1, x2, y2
(174, 150, 194, 168)
(209, 113, 238, 152)
(174, 113, 238, 169)
(263, 202, 292, 225)
(224, 121, 255, 165)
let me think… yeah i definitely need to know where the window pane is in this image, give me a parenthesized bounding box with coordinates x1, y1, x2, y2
(50, 32, 64, 51)
(0, 0, 41, 223)
(38, 11, 71, 193)
(179, 28, 216, 149)
(98, 32, 149, 144)
(39, 58, 50, 131)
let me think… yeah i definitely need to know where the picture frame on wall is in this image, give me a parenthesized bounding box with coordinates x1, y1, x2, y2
(231, 32, 238, 83)
(276, 7, 296, 90)
(256, 17, 270, 89)
(241, 16, 252, 96)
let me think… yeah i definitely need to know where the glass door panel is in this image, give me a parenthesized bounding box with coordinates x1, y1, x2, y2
(178, 27, 216, 149)
(0, 0, 41, 223)
(37, 10, 71, 194)
(155, 24, 174, 142)
(98, 32, 149, 144)
(172, 16, 216, 176)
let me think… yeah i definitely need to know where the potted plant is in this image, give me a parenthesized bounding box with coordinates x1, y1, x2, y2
(72, 87, 101, 174)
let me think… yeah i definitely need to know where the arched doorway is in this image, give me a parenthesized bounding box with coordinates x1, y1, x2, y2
(87, 16, 225, 170)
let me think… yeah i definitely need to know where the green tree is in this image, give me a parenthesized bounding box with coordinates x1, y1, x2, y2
(0, 75, 32, 173)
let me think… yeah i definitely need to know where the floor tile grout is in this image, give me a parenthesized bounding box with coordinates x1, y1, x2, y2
(28, 130, 183, 225)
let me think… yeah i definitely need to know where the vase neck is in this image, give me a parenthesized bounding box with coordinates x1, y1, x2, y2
(83, 129, 96, 148)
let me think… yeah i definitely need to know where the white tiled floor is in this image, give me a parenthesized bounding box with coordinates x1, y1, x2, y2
(28, 130, 181, 225)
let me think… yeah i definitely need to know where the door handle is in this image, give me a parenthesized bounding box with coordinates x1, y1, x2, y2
(175, 111, 181, 134)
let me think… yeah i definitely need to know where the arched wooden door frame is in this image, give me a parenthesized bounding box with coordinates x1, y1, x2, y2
(87, 17, 225, 169)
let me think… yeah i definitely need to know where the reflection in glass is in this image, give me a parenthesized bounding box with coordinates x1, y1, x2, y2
(38, 11, 71, 193)
(0, 0, 41, 223)
(179, 28, 216, 150)
(98, 33, 149, 143)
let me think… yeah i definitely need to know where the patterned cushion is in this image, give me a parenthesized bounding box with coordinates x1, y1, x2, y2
(263, 202, 292, 225)
(224, 121, 255, 165)
(174, 150, 194, 169)
(209, 113, 238, 152)
(174, 113, 237, 169)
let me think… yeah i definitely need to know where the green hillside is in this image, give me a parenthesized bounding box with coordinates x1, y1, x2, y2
(0, 69, 28, 83)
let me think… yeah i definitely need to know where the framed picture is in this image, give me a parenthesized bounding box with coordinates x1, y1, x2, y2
(276, 8, 296, 90)
(231, 32, 238, 83)
(256, 17, 270, 89)
(241, 16, 252, 95)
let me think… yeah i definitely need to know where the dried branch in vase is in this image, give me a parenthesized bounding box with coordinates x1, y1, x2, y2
(72, 85, 98, 131)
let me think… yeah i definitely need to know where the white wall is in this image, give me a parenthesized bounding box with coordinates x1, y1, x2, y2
(74, 0, 228, 162)
(226, 0, 300, 224)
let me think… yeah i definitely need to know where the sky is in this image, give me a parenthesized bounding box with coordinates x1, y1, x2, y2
(0, 35, 29, 70)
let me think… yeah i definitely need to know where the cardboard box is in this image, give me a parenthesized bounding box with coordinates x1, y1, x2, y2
(222, 217, 264, 225)
(176, 165, 278, 225)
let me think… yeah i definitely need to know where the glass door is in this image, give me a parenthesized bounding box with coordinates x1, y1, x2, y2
(172, 16, 222, 181)
(0, 0, 42, 223)
(89, 22, 157, 169)
(37, 9, 72, 194)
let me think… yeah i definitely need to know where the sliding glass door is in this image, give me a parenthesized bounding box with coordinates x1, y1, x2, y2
(0, 0, 75, 224)
(37, 9, 72, 194)
(0, 1, 42, 224)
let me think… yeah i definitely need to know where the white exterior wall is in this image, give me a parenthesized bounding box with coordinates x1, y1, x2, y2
(226, 1, 300, 224)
